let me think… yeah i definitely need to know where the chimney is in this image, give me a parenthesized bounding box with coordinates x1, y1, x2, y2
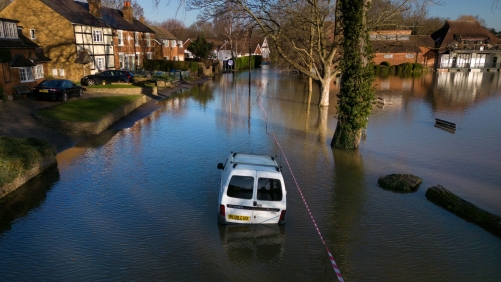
(88, 0, 102, 18)
(123, 1, 133, 23)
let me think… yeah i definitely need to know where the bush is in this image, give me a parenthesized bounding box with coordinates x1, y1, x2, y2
(380, 61, 391, 66)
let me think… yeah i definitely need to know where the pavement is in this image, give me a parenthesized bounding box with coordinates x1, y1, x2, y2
(0, 78, 209, 152)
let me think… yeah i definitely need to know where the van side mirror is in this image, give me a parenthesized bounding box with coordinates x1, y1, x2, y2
(217, 163, 224, 170)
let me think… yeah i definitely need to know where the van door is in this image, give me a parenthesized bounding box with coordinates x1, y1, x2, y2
(252, 171, 285, 224)
(224, 171, 256, 224)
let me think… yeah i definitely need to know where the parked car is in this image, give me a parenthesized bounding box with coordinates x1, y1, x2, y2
(80, 70, 135, 85)
(33, 79, 83, 102)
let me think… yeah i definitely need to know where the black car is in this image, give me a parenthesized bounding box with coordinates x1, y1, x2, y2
(33, 79, 83, 102)
(80, 70, 135, 86)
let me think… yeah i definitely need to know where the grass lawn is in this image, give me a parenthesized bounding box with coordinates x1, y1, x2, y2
(38, 95, 141, 122)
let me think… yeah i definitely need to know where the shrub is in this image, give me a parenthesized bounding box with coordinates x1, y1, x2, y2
(380, 61, 391, 66)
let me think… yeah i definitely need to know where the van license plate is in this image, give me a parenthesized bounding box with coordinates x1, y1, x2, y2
(228, 214, 250, 221)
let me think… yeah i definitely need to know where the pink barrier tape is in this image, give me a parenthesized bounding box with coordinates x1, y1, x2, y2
(255, 88, 344, 282)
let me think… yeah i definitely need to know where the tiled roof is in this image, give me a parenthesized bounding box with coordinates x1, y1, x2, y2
(431, 20, 501, 47)
(0, 29, 39, 48)
(147, 25, 177, 40)
(371, 40, 421, 53)
(99, 6, 153, 33)
(40, 0, 108, 27)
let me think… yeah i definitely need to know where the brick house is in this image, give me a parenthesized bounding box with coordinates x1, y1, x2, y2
(370, 30, 434, 66)
(147, 24, 184, 61)
(0, 18, 50, 96)
(0, 0, 155, 82)
(431, 20, 501, 71)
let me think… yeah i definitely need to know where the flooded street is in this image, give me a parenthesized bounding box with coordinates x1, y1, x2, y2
(1, 67, 500, 281)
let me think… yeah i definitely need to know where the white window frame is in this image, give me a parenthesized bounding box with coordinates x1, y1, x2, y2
(95, 57, 105, 70)
(147, 52, 152, 60)
(93, 30, 103, 42)
(34, 65, 44, 79)
(406, 53, 415, 58)
(52, 69, 58, 76)
(135, 32, 139, 46)
(118, 30, 124, 46)
(383, 53, 393, 58)
(19, 67, 35, 82)
(136, 52, 141, 66)
(30, 29, 36, 39)
(4, 22, 17, 38)
(59, 69, 65, 77)
(171, 39, 176, 47)
(178, 40, 183, 47)
(119, 53, 125, 69)
(0, 23, 4, 38)
(146, 33, 151, 47)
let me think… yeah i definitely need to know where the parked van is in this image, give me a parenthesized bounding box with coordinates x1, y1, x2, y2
(217, 152, 287, 224)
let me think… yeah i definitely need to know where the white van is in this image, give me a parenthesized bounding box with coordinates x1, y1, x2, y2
(217, 152, 287, 224)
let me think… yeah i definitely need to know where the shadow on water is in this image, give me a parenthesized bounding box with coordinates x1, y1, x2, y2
(0, 165, 60, 234)
(218, 224, 286, 264)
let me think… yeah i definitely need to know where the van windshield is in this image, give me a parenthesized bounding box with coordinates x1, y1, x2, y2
(257, 178, 283, 201)
(227, 175, 254, 199)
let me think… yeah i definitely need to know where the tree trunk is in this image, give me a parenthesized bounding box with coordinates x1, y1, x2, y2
(331, 123, 362, 149)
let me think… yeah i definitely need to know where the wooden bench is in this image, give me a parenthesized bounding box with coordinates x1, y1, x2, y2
(13, 85, 32, 98)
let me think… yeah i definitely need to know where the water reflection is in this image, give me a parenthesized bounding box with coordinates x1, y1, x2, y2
(0, 165, 60, 233)
(218, 224, 285, 264)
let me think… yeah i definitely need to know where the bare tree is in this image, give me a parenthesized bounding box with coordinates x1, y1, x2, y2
(100, 0, 144, 19)
(161, 19, 190, 39)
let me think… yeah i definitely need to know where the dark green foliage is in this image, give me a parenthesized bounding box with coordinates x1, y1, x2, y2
(332, 0, 375, 149)
(373, 63, 427, 77)
(187, 35, 214, 60)
(0, 136, 56, 187)
(380, 61, 391, 66)
(235, 55, 260, 69)
(143, 60, 198, 72)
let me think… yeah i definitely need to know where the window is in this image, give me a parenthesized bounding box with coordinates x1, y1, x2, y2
(147, 52, 152, 59)
(30, 29, 36, 39)
(4, 22, 17, 38)
(257, 178, 283, 201)
(136, 52, 141, 66)
(227, 176, 254, 199)
(171, 39, 176, 47)
(118, 30, 123, 46)
(0, 23, 4, 38)
(178, 40, 183, 47)
(174, 56, 178, 61)
(119, 53, 125, 69)
(163, 39, 169, 47)
(95, 57, 105, 70)
(146, 33, 150, 46)
(93, 30, 103, 42)
(19, 67, 34, 82)
(34, 65, 44, 79)
(52, 69, 58, 76)
(135, 32, 139, 46)
(406, 53, 415, 58)
(384, 54, 393, 58)
(59, 69, 65, 76)
(164, 56, 169, 60)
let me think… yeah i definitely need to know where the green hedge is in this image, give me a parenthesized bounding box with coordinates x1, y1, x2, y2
(373, 63, 427, 77)
(0, 137, 56, 188)
(143, 60, 199, 72)
(235, 55, 262, 69)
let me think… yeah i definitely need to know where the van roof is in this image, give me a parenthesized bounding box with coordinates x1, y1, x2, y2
(229, 152, 281, 172)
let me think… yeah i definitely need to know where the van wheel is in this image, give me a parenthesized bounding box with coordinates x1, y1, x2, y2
(218, 215, 227, 225)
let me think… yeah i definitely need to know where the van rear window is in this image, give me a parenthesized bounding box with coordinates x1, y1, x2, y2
(227, 176, 254, 199)
(257, 178, 283, 201)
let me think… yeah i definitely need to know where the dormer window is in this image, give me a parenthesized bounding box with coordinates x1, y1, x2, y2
(4, 22, 18, 38)
(30, 29, 36, 39)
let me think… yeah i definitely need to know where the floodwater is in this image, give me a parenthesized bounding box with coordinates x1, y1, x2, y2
(1, 67, 500, 281)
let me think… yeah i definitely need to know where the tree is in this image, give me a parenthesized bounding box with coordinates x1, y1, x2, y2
(187, 34, 214, 65)
(161, 19, 190, 40)
(331, 0, 375, 149)
(100, 0, 144, 19)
